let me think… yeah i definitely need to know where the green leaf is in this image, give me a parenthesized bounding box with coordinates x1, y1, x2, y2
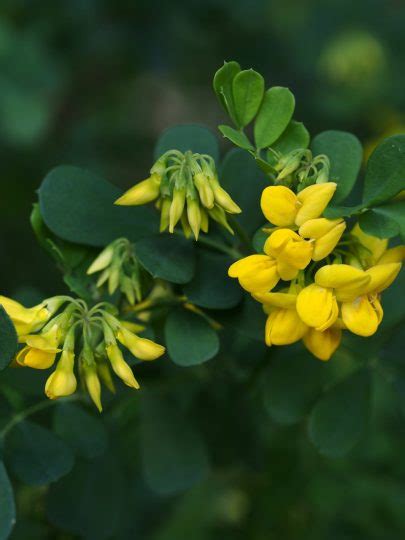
(254, 87, 295, 149)
(272, 120, 310, 154)
(363, 134, 405, 206)
(218, 125, 254, 150)
(308, 369, 371, 458)
(323, 204, 364, 219)
(262, 350, 326, 425)
(46, 452, 126, 539)
(0, 461, 15, 540)
(232, 69, 265, 128)
(39, 166, 158, 247)
(359, 201, 405, 240)
(154, 124, 219, 163)
(135, 234, 195, 284)
(165, 307, 219, 366)
(220, 149, 269, 234)
(311, 130, 363, 204)
(213, 61, 241, 123)
(140, 390, 209, 495)
(183, 250, 242, 309)
(5, 421, 74, 485)
(252, 224, 269, 253)
(216, 295, 266, 342)
(0, 306, 17, 371)
(53, 403, 108, 460)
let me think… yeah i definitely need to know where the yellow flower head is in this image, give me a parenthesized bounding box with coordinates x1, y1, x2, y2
(264, 229, 313, 280)
(299, 218, 346, 261)
(228, 254, 279, 294)
(303, 327, 342, 361)
(17, 324, 62, 369)
(0, 296, 50, 335)
(314, 263, 371, 302)
(296, 283, 339, 331)
(261, 185, 299, 227)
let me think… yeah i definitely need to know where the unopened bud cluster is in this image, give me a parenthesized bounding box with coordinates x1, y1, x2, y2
(87, 238, 145, 305)
(115, 150, 241, 238)
(0, 295, 165, 411)
(271, 148, 330, 189)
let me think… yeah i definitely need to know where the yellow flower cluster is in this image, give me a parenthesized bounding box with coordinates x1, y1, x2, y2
(0, 296, 165, 411)
(228, 182, 404, 361)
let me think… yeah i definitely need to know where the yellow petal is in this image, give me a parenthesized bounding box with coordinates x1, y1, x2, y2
(45, 369, 77, 399)
(276, 260, 300, 281)
(22, 324, 61, 352)
(377, 246, 405, 265)
(299, 218, 343, 239)
(341, 295, 382, 337)
(303, 327, 341, 361)
(265, 229, 313, 271)
(315, 264, 371, 301)
(253, 291, 297, 308)
(295, 182, 337, 226)
(17, 347, 56, 369)
(84, 368, 103, 413)
(264, 228, 298, 256)
(363, 262, 402, 294)
(260, 185, 298, 227)
(106, 344, 140, 389)
(228, 255, 279, 293)
(114, 174, 160, 206)
(296, 284, 338, 331)
(312, 221, 346, 261)
(351, 223, 388, 266)
(265, 308, 308, 346)
(117, 327, 165, 361)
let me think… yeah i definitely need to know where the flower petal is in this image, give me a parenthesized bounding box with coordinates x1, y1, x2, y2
(260, 185, 298, 227)
(341, 295, 381, 337)
(265, 308, 308, 346)
(296, 284, 338, 331)
(303, 327, 341, 361)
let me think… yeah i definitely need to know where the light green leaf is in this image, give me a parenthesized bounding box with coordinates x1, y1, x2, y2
(311, 130, 363, 204)
(308, 369, 371, 458)
(272, 120, 310, 154)
(254, 87, 295, 149)
(0, 306, 17, 371)
(135, 234, 195, 284)
(140, 390, 209, 495)
(0, 462, 15, 540)
(363, 134, 405, 206)
(359, 201, 405, 240)
(53, 403, 108, 460)
(5, 421, 74, 485)
(154, 124, 219, 163)
(213, 61, 241, 123)
(183, 250, 242, 309)
(165, 308, 219, 366)
(232, 69, 265, 128)
(218, 125, 254, 150)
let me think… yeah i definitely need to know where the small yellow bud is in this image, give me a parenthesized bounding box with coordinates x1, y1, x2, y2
(117, 326, 165, 361)
(295, 182, 337, 226)
(260, 185, 298, 227)
(169, 189, 186, 233)
(303, 327, 341, 361)
(187, 199, 201, 240)
(84, 365, 103, 412)
(97, 360, 116, 393)
(87, 244, 115, 275)
(208, 206, 234, 235)
(159, 197, 171, 232)
(193, 173, 214, 209)
(200, 208, 209, 233)
(45, 350, 77, 399)
(115, 173, 161, 206)
(210, 179, 241, 214)
(106, 344, 140, 389)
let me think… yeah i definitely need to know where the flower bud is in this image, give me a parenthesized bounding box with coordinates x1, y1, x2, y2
(209, 178, 241, 214)
(87, 244, 115, 275)
(45, 350, 77, 399)
(116, 326, 165, 361)
(303, 327, 341, 361)
(187, 198, 201, 240)
(159, 197, 171, 232)
(208, 206, 234, 235)
(97, 360, 116, 393)
(200, 208, 209, 233)
(83, 364, 103, 412)
(106, 344, 140, 389)
(169, 188, 186, 233)
(115, 173, 161, 206)
(193, 173, 214, 209)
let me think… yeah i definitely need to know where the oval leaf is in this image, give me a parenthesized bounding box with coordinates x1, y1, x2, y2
(0, 462, 15, 540)
(363, 134, 405, 206)
(359, 201, 405, 240)
(232, 70, 264, 128)
(272, 120, 310, 154)
(165, 308, 219, 366)
(154, 124, 219, 163)
(39, 166, 159, 247)
(254, 87, 295, 149)
(135, 234, 195, 284)
(311, 130, 363, 204)
(213, 61, 241, 124)
(0, 306, 17, 371)
(308, 369, 371, 458)
(5, 421, 74, 485)
(218, 125, 254, 150)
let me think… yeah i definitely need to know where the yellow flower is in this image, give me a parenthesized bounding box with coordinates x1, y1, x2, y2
(264, 229, 313, 280)
(114, 172, 161, 206)
(194, 172, 214, 209)
(45, 350, 77, 399)
(303, 327, 342, 361)
(314, 263, 371, 302)
(187, 198, 202, 240)
(228, 254, 279, 293)
(106, 344, 140, 389)
(0, 296, 50, 335)
(116, 326, 165, 361)
(299, 218, 346, 261)
(351, 223, 388, 267)
(17, 324, 61, 369)
(260, 182, 337, 227)
(377, 245, 405, 265)
(83, 364, 103, 413)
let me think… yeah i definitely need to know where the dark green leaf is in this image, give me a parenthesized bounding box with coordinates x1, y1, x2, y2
(323, 204, 364, 219)
(165, 308, 219, 366)
(216, 295, 266, 342)
(363, 134, 405, 206)
(220, 149, 269, 234)
(0, 307, 17, 371)
(183, 250, 242, 309)
(359, 201, 405, 240)
(39, 166, 158, 247)
(218, 125, 254, 150)
(308, 369, 371, 458)
(254, 87, 295, 149)
(252, 224, 269, 253)
(271, 120, 310, 154)
(213, 61, 241, 123)
(0, 461, 15, 540)
(5, 421, 74, 485)
(135, 234, 195, 284)
(53, 403, 108, 460)
(232, 69, 265, 128)
(154, 124, 219, 163)
(311, 130, 363, 204)
(140, 390, 209, 494)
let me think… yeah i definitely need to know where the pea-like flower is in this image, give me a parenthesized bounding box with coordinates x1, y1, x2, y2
(299, 218, 346, 261)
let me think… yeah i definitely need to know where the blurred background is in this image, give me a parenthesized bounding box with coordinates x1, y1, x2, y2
(1, 0, 405, 300)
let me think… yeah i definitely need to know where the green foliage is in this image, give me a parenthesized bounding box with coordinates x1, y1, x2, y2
(232, 69, 265, 128)
(0, 462, 15, 540)
(311, 130, 363, 203)
(154, 124, 220, 163)
(0, 307, 17, 371)
(271, 120, 310, 154)
(213, 61, 241, 125)
(218, 125, 254, 150)
(360, 201, 405, 240)
(165, 308, 219, 366)
(254, 87, 295, 149)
